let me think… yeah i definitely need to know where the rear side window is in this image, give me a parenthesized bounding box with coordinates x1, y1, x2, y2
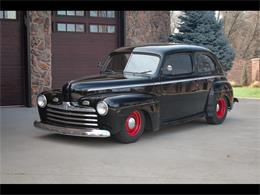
(163, 53, 192, 75)
(197, 54, 216, 73)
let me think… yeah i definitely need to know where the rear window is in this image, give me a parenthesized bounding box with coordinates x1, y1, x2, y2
(197, 54, 216, 73)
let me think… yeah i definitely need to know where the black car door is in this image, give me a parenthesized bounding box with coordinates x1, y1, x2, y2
(159, 52, 207, 123)
(194, 52, 219, 109)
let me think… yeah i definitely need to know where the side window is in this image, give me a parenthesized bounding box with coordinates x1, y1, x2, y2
(197, 54, 216, 73)
(163, 53, 192, 75)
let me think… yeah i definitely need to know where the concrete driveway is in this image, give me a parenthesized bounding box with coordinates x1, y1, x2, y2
(0, 99, 259, 184)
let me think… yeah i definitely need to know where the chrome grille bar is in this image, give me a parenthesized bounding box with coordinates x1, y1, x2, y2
(47, 117, 98, 127)
(47, 102, 96, 113)
(47, 113, 98, 122)
(47, 108, 97, 118)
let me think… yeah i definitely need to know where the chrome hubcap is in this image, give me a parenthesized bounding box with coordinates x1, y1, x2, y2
(216, 103, 220, 112)
(128, 117, 136, 129)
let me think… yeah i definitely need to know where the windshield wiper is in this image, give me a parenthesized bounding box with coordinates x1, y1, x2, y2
(104, 69, 121, 74)
(124, 70, 152, 74)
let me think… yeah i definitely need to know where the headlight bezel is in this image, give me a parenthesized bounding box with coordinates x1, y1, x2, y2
(37, 94, 47, 108)
(96, 101, 108, 116)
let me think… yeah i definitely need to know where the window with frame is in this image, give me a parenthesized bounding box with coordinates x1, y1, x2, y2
(197, 54, 216, 73)
(0, 11, 16, 19)
(89, 24, 115, 33)
(89, 11, 115, 18)
(57, 23, 85, 32)
(163, 53, 193, 75)
(57, 11, 84, 16)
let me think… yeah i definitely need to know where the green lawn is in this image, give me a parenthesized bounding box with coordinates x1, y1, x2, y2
(233, 87, 260, 98)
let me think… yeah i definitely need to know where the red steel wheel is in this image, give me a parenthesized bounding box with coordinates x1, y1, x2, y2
(125, 111, 142, 137)
(216, 98, 227, 119)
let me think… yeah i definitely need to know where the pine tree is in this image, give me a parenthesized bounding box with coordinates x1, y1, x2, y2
(169, 11, 235, 71)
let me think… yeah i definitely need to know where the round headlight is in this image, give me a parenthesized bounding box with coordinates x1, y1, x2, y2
(37, 95, 47, 108)
(96, 101, 108, 116)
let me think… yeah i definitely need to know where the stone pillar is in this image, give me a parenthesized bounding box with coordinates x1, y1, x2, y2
(28, 11, 52, 106)
(125, 11, 171, 46)
(251, 58, 260, 82)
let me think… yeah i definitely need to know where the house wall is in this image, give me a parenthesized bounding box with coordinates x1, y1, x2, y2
(29, 11, 52, 106)
(28, 11, 171, 106)
(125, 11, 171, 45)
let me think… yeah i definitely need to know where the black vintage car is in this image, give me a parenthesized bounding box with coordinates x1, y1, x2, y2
(34, 44, 238, 143)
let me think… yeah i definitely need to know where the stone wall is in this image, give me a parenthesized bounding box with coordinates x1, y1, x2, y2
(29, 11, 52, 106)
(125, 11, 171, 45)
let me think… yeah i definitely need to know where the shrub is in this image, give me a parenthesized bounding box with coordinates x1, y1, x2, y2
(250, 81, 260, 88)
(241, 64, 248, 86)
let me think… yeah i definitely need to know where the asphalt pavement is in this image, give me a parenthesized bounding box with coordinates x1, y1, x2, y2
(0, 99, 259, 183)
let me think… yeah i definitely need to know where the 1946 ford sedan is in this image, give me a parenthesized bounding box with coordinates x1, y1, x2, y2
(34, 44, 238, 143)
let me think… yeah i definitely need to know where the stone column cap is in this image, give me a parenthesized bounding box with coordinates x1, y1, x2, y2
(250, 58, 260, 61)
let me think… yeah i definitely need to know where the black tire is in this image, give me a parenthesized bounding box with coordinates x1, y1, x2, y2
(113, 110, 145, 143)
(206, 96, 228, 124)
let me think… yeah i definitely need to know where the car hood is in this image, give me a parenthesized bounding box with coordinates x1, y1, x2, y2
(62, 73, 154, 101)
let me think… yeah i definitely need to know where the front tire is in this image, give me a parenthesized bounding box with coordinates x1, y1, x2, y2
(206, 96, 228, 124)
(113, 110, 145, 143)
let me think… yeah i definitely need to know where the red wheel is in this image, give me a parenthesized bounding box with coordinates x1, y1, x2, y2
(125, 111, 142, 137)
(216, 98, 227, 119)
(114, 110, 145, 143)
(206, 96, 228, 124)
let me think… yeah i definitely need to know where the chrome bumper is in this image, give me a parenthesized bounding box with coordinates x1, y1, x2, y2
(33, 121, 110, 138)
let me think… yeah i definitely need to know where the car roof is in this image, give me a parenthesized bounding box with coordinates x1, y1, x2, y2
(113, 43, 212, 56)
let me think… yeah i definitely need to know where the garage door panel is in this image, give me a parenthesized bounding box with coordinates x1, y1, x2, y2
(52, 11, 120, 89)
(0, 11, 25, 106)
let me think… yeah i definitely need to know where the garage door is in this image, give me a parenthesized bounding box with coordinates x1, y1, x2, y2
(0, 11, 25, 106)
(52, 11, 121, 89)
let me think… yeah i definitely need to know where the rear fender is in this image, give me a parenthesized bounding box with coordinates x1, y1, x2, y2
(206, 80, 233, 117)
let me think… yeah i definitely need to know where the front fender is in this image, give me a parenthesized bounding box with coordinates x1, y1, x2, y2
(104, 93, 158, 109)
(100, 93, 160, 133)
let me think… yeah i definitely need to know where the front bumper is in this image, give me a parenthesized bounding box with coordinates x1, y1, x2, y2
(34, 121, 111, 138)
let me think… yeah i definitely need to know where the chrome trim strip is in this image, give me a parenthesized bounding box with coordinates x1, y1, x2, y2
(34, 120, 110, 138)
(88, 75, 223, 91)
(46, 113, 98, 122)
(47, 117, 98, 127)
(47, 108, 97, 118)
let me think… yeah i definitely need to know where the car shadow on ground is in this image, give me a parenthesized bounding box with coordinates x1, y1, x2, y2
(35, 118, 212, 146)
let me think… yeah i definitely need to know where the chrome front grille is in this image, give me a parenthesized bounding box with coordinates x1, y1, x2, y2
(45, 102, 98, 127)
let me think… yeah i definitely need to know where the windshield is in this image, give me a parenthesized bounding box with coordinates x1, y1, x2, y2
(123, 53, 160, 75)
(103, 53, 131, 73)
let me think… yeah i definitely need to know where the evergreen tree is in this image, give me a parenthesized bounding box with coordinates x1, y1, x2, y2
(169, 11, 235, 71)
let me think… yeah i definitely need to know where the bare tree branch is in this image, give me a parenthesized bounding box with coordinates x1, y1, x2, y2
(243, 12, 259, 58)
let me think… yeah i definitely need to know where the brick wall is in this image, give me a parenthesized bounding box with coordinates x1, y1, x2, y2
(28, 11, 52, 106)
(227, 59, 252, 85)
(251, 58, 260, 82)
(125, 11, 171, 45)
(227, 58, 260, 85)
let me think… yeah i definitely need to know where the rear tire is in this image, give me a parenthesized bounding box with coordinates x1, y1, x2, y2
(113, 110, 145, 143)
(206, 96, 228, 124)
